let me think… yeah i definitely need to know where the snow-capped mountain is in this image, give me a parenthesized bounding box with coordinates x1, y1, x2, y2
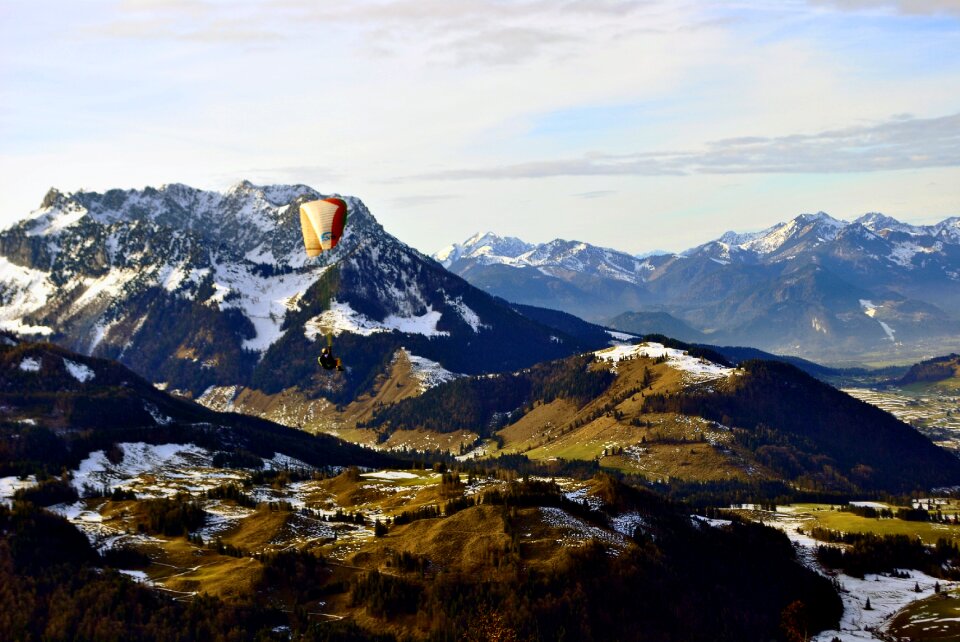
(433, 232, 656, 320)
(438, 211, 960, 360)
(436, 231, 653, 285)
(687, 212, 847, 263)
(0, 182, 610, 405)
(434, 232, 535, 267)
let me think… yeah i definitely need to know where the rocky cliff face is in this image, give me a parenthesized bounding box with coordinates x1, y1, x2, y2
(0, 182, 607, 405)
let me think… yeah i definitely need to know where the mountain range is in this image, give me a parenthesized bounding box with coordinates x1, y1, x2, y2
(436, 212, 960, 360)
(0, 182, 617, 417)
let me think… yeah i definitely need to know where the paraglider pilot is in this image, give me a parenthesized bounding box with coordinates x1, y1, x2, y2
(318, 345, 343, 371)
(299, 196, 349, 373)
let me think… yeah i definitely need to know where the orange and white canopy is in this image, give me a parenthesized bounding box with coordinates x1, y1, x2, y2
(299, 197, 348, 257)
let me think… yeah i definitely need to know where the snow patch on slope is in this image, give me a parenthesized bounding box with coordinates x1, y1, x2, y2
(594, 342, 734, 382)
(0, 256, 54, 335)
(859, 300, 897, 343)
(211, 262, 330, 351)
(25, 202, 88, 236)
(67, 268, 141, 318)
(71, 443, 212, 496)
(606, 329, 636, 345)
(305, 300, 450, 339)
(19, 357, 41, 372)
(446, 296, 487, 332)
(144, 403, 173, 425)
(402, 349, 460, 391)
(888, 241, 942, 268)
(63, 358, 95, 382)
(0, 475, 37, 506)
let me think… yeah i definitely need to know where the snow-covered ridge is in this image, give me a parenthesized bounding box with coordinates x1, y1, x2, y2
(434, 231, 535, 267)
(438, 212, 960, 291)
(594, 342, 735, 382)
(692, 212, 846, 259)
(434, 232, 653, 285)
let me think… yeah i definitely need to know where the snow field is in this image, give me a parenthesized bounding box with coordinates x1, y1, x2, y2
(360, 470, 420, 481)
(538, 507, 628, 553)
(858, 300, 897, 343)
(0, 475, 37, 506)
(305, 300, 450, 340)
(402, 349, 460, 391)
(0, 256, 54, 335)
(211, 261, 329, 352)
(63, 358, 95, 382)
(761, 505, 954, 641)
(18, 357, 41, 372)
(594, 341, 735, 382)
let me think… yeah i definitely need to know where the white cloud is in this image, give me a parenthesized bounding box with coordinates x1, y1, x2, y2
(413, 112, 960, 179)
(811, 0, 960, 17)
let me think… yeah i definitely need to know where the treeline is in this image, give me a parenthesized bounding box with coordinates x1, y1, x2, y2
(138, 494, 207, 536)
(360, 354, 613, 434)
(205, 483, 257, 508)
(815, 532, 960, 579)
(839, 504, 958, 523)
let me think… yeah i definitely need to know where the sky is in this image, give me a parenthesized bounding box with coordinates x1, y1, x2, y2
(1, 0, 959, 255)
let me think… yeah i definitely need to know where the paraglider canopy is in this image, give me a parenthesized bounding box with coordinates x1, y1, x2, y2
(299, 197, 348, 257)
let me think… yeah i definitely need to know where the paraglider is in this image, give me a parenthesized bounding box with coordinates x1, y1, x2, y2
(299, 197, 348, 256)
(299, 197, 349, 371)
(317, 341, 343, 371)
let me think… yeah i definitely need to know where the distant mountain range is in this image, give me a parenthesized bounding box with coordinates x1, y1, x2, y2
(0, 182, 617, 411)
(435, 212, 960, 360)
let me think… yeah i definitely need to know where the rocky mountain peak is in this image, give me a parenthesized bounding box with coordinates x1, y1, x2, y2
(434, 231, 535, 267)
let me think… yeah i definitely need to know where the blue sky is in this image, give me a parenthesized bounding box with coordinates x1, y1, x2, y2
(1, 0, 959, 254)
